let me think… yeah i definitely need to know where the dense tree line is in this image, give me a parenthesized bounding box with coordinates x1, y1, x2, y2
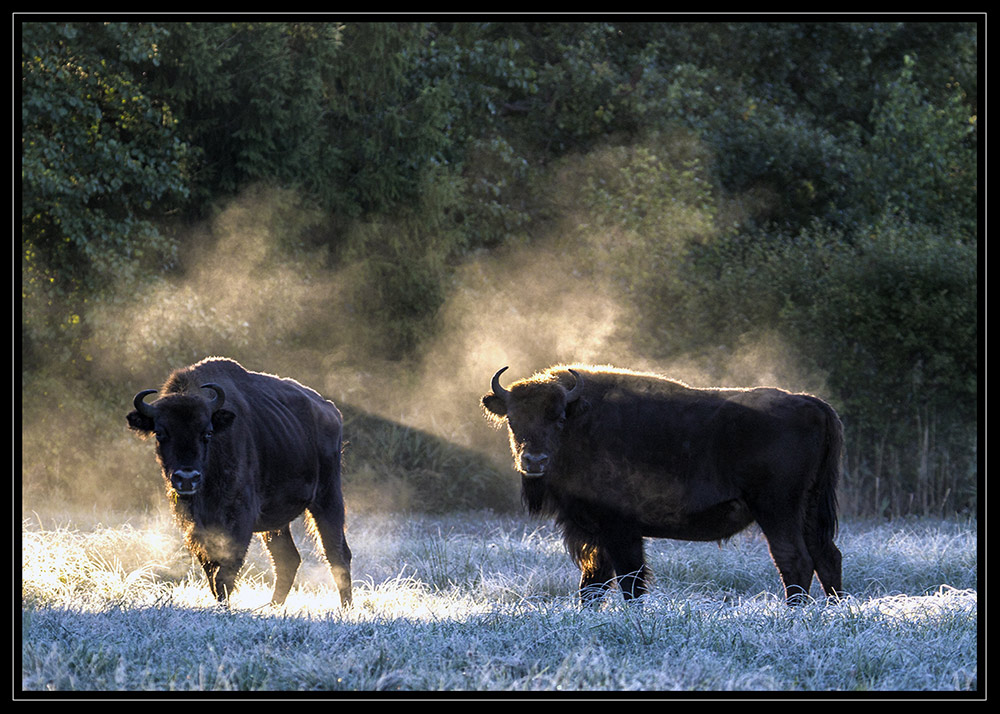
(21, 20, 978, 516)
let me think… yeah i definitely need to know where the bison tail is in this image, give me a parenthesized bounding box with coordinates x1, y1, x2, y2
(813, 401, 844, 543)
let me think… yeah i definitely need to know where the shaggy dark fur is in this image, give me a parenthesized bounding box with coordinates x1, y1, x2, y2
(127, 358, 352, 607)
(483, 364, 844, 605)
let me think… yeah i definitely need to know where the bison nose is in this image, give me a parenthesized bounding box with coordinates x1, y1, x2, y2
(171, 469, 202, 496)
(520, 452, 549, 476)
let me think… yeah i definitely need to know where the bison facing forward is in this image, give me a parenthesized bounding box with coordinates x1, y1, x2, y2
(127, 358, 352, 607)
(482, 364, 844, 605)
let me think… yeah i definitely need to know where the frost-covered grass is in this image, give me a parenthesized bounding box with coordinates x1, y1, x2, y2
(20, 508, 978, 693)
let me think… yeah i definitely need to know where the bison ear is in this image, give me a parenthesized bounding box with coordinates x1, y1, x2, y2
(126, 410, 155, 436)
(481, 393, 508, 422)
(566, 396, 590, 419)
(211, 408, 236, 434)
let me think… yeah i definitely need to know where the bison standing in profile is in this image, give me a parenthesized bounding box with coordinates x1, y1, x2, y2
(127, 357, 352, 607)
(482, 364, 844, 605)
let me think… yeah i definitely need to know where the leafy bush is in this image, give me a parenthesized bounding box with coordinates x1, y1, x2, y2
(854, 54, 977, 238)
(681, 215, 977, 515)
(21, 22, 189, 363)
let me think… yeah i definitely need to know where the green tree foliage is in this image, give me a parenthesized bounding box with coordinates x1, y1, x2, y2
(22, 22, 189, 360)
(144, 22, 347, 214)
(859, 54, 977, 238)
(148, 22, 460, 222)
(143, 23, 471, 356)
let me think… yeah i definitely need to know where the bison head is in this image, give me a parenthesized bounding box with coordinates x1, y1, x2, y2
(482, 367, 584, 478)
(126, 384, 235, 497)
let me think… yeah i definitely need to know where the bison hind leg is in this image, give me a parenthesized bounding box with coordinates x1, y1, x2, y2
(805, 526, 844, 598)
(758, 526, 817, 605)
(305, 508, 353, 608)
(261, 526, 301, 605)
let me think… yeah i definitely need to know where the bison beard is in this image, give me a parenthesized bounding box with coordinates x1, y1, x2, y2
(482, 364, 845, 606)
(127, 358, 352, 608)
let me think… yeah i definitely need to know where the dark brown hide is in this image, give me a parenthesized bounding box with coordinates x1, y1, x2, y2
(482, 365, 844, 605)
(127, 358, 352, 607)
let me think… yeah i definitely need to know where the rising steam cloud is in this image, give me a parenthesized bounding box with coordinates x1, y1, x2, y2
(24, 157, 828, 517)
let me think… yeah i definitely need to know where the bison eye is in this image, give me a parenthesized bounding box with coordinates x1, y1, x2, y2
(202, 430, 214, 443)
(155, 431, 168, 443)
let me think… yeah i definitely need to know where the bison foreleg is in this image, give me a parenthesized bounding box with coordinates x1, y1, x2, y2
(199, 558, 240, 604)
(261, 527, 301, 606)
(604, 535, 650, 603)
(576, 543, 615, 607)
(190, 528, 250, 605)
(579, 564, 615, 606)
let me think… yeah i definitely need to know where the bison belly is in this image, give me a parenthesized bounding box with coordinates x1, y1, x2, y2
(640, 498, 754, 542)
(256, 484, 320, 529)
(582, 462, 752, 542)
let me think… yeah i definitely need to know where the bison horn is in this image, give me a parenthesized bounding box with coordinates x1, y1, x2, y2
(564, 369, 584, 403)
(491, 367, 511, 403)
(201, 383, 226, 412)
(133, 389, 158, 418)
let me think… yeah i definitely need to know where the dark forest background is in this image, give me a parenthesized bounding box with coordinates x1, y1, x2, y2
(21, 20, 978, 518)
